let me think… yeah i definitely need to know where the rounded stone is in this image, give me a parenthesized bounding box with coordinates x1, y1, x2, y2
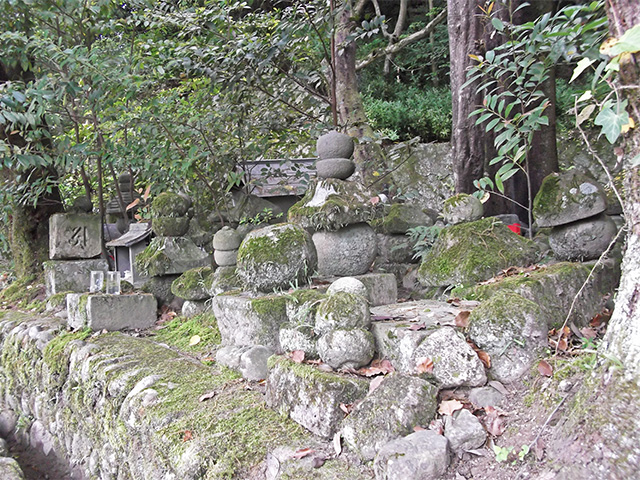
(315, 292, 371, 335)
(152, 216, 190, 237)
(181, 300, 209, 317)
(316, 158, 356, 180)
(317, 328, 375, 369)
(327, 277, 368, 297)
(214, 249, 238, 266)
(236, 223, 318, 292)
(549, 213, 617, 261)
(312, 223, 377, 276)
(316, 131, 355, 160)
(442, 194, 484, 225)
(213, 226, 242, 251)
(152, 192, 191, 217)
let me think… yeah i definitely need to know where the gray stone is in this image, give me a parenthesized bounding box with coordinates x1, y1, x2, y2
(469, 386, 505, 408)
(411, 327, 487, 388)
(135, 237, 212, 277)
(313, 223, 377, 276)
(533, 170, 607, 227)
(374, 430, 450, 480)
(444, 409, 487, 453)
(317, 328, 375, 370)
(357, 273, 398, 306)
(371, 322, 432, 373)
(549, 214, 618, 261)
(214, 249, 238, 266)
(237, 223, 317, 292)
(239, 345, 274, 381)
(151, 191, 190, 217)
(228, 192, 284, 225)
(216, 345, 251, 369)
(284, 289, 326, 326)
(151, 216, 190, 236)
(44, 259, 109, 297)
(0, 457, 25, 480)
(141, 274, 180, 307)
(317, 130, 354, 160)
(418, 218, 540, 288)
(279, 326, 319, 358)
(67, 293, 157, 331)
(212, 292, 288, 351)
(375, 204, 435, 234)
(442, 193, 484, 225)
(315, 292, 371, 335)
(468, 291, 548, 383)
(207, 266, 241, 295)
(376, 233, 416, 264)
(266, 356, 368, 438)
(342, 374, 438, 461)
(316, 158, 356, 180)
(171, 267, 213, 301)
(181, 300, 209, 317)
(326, 277, 368, 297)
(212, 226, 242, 251)
(288, 179, 381, 231)
(49, 213, 102, 260)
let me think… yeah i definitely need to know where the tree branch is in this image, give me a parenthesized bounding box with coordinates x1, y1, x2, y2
(356, 8, 447, 72)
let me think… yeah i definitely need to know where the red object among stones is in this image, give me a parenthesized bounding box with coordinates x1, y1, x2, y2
(507, 223, 522, 235)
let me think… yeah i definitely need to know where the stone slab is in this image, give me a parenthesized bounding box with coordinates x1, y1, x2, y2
(356, 273, 398, 306)
(211, 292, 288, 352)
(67, 293, 157, 331)
(44, 259, 109, 297)
(49, 213, 102, 260)
(370, 300, 480, 372)
(265, 356, 368, 438)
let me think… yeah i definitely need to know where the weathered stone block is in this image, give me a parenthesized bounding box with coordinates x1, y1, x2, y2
(357, 273, 398, 306)
(317, 328, 375, 370)
(549, 214, 617, 261)
(444, 408, 487, 454)
(313, 223, 378, 276)
(171, 267, 213, 301)
(67, 293, 157, 331)
(44, 259, 109, 297)
(211, 292, 288, 352)
(342, 374, 438, 460)
(0, 457, 25, 480)
(442, 193, 484, 225)
(373, 203, 434, 234)
(135, 237, 212, 277)
(316, 158, 355, 180)
(181, 300, 209, 318)
(265, 356, 368, 438)
(315, 292, 371, 335)
(49, 213, 102, 260)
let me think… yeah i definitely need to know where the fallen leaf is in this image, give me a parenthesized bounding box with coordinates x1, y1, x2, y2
(483, 406, 506, 436)
(189, 335, 201, 346)
(580, 327, 597, 339)
(538, 359, 553, 377)
(557, 337, 568, 351)
(413, 425, 426, 432)
(534, 438, 545, 460)
(590, 314, 603, 328)
(291, 448, 314, 459)
(312, 456, 325, 468)
(369, 196, 380, 205)
(317, 363, 334, 372)
(198, 391, 217, 402)
(408, 323, 426, 331)
(416, 357, 434, 374)
(477, 350, 491, 368)
(454, 310, 471, 328)
(333, 432, 342, 457)
(438, 399, 464, 416)
(182, 430, 193, 442)
(369, 375, 384, 394)
(357, 358, 395, 376)
(291, 350, 305, 363)
(339, 403, 353, 415)
(488, 380, 510, 396)
(447, 297, 462, 306)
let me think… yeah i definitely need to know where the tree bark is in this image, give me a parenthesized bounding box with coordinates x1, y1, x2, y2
(602, 0, 640, 381)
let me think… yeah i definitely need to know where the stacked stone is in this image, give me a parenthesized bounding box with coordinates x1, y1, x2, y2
(136, 192, 212, 306)
(206, 226, 243, 297)
(533, 170, 617, 261)
(288, 131, 379, 277)
(44, 200, 108, 297)
(170, 266, 213, 317)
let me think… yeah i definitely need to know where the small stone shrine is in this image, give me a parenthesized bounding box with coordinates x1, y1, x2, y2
(105, 222, 152, 287)
(44, 199, 108, 296)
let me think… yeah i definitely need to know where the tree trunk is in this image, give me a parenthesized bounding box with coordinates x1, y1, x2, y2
(602, 0, 640, 380)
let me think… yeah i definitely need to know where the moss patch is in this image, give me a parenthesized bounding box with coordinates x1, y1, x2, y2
(151, 312, 221, 354)
(171, 267, 213, 301)
(152, 192, 190, 217)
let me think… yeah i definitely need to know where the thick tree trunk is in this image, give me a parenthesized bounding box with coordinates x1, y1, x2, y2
(602, 0, 640, 380)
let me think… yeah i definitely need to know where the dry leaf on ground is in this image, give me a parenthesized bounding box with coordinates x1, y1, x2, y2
(291, 448, 314, 459)
(455, 310, 471, 328)
(416, 357, 434, 374)
(538, 359, 553, 377)
(483, 406, 507, 436)
(189, 335, 201, 346)
(198, 390, 217, 402)
(290, 350, 305, 363)
(438, 399, 464, 416)
(408, 323, 426, 331)
(357, 358, 395, 376)
(368, 375, 384, 394)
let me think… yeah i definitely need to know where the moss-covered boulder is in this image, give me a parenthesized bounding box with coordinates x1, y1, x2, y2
(171, 267, 214, 301)
(442, 193, 483, 225)
(468, 291, 548, 383)
(207, 266, 242, 296)
(533, 170, 607, 227)
(372, 203, 434, 234)
(315, 292, 371, 335)
(548, 213, 617, 261)
(151, 192, 191, 218)
(417, 218, 540, 288)
(135, 237, 212, 277)
(288, 179, 381, 231)
(341, 373, 438, 461)
(236, 223, 317, 293)
(152, 216, 190, 237)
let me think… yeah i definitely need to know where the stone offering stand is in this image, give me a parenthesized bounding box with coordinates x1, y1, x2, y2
(0, 134, 624, 480)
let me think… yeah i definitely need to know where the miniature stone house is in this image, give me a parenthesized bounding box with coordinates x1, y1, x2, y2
(105, 222, 152, 287)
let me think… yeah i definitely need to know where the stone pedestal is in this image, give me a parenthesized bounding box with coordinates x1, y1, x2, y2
(44, 259, 109, 296)
(67, 293, 156, 331)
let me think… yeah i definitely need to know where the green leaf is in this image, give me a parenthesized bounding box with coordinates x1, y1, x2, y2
(629, 154, 640, 168)
(570, 57, 595, 83)
(491, 17, 505, 33)
(486, 118, 501, 132)
(577, 104, 596, 125)
(594, 107, 629, 144)
(607, 25, 640, 56)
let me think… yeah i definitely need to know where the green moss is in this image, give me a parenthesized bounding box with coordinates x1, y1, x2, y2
(237, 224, 307, 266)
(251, 295, 287, 317)
(42, 327, 92, 377)
(47, 291, 71, 309)
(0, 275, 43, 308)
(151, 192, 190, 217)
(152, 312, 221, 354)
(171, 267, 213, 299)
(135, 238, 172, 277)
(269, 355, 367, 389)
(442, 193, 470, 209)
